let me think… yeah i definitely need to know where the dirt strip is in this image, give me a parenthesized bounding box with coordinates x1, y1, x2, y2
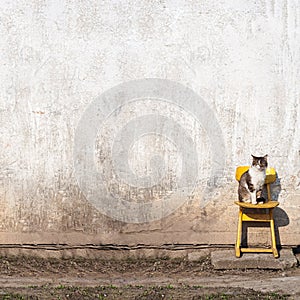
(0, 256, 298, 299)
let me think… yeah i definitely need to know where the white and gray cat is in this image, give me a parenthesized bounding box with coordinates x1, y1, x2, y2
(238, 155, 268, 204)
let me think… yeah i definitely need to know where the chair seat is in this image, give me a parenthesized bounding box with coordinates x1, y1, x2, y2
(234, 201, 279, 209)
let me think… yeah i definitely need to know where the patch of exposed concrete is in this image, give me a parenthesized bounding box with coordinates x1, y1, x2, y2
(211, 249, 298, 270)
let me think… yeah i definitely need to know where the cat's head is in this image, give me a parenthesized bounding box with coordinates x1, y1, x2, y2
(251, 154, 268, 171)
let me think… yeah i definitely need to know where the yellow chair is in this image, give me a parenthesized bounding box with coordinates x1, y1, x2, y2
(235, 166, 279, 258)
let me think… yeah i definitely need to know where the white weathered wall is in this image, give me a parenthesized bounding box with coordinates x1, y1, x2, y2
(0, 0, 299, 247)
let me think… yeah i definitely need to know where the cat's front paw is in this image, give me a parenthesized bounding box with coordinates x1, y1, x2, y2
(240, 198, 251, 203)
(251, 200, 258, 205)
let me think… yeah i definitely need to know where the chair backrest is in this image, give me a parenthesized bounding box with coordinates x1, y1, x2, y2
(235, 166, 276, 183)
(235, 166, 276, 202)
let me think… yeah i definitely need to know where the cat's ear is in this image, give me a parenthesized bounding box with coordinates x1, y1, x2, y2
(264, 154, 268, 159)
(251, 154, 255, 158)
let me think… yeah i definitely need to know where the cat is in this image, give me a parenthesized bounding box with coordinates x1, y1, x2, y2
(238, 154, 268, 204)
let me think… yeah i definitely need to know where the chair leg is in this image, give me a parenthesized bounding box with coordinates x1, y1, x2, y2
(235, 209, 243, 257)
(270, 209, 279, 258)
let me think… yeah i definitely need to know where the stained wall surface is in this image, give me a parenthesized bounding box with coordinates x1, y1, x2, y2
(0, 0, 299, 247)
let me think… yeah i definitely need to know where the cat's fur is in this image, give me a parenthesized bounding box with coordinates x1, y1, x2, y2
(238, 155, 268, 204)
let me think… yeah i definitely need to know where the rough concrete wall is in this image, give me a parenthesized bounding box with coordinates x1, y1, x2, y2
(0, 0, 299, 247)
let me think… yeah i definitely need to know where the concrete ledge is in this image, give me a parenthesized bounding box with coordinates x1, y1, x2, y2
(211, 249, 298, 270)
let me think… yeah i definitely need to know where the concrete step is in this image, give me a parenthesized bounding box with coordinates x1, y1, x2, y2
(211, 249, 298, 270)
